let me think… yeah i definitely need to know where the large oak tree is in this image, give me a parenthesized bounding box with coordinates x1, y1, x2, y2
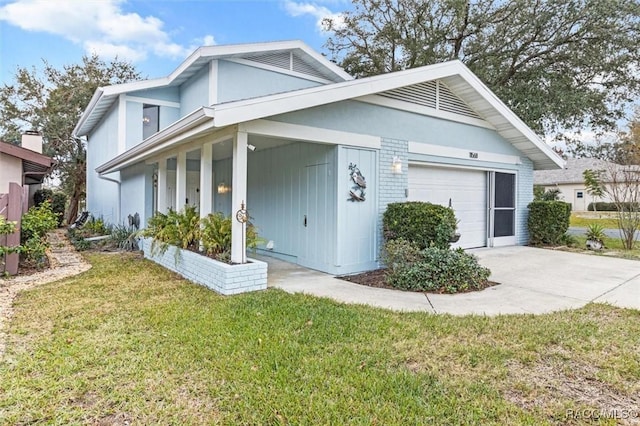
(324, 0, 640, 139)
(0, 55, 141, 223)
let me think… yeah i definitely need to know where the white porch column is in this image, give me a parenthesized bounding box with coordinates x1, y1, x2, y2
(176, 150, 187, 210)
(231, 131, 248, 264)
(200, 142, 213, 218)
(157, 159, 168, 213)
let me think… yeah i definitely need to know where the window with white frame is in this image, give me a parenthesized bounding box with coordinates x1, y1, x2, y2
(142, 104, 160, 140)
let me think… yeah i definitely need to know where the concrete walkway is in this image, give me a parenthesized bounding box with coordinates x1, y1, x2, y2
(0, 229, 91, 357)
(260, 246, 640, 316)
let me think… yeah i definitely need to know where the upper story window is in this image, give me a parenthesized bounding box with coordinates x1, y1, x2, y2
(143, 104, 160, 140)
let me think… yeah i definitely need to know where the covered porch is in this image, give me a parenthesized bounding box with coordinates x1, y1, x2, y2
(97, 113, 381, 274)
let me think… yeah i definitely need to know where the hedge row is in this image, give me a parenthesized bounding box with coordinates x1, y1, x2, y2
(528, 200, 571, 245)
(587, 202, 639, 212)
(382, 201, 456, 249)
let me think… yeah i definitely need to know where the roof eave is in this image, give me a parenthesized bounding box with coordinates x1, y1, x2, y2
(95, 107, 216, 174)
(0, 141, 54, 167)
(75, 41, 352, 138)
(73, 87, 104, 137)
(453, 65, 564, 170)
(211, 61, 463, 127)
(208, 60, 564, 170)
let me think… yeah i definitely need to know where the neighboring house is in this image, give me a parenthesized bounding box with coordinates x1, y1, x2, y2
(0, 132, 54, 205)
(74, 40, 563, 275)
(534, 157, 614, 211)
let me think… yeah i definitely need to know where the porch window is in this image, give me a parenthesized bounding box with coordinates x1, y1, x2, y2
(143, 104, 160, 139)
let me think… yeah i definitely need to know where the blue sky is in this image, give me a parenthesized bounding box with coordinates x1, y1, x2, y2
(0, 0, 351, 84)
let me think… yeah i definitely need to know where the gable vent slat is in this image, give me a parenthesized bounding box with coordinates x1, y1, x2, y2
(438, 82, 482, 119)
(378, 80, 482, 120)
(291, 54, 330, 80)
(245, 51, 291, 70)
(379, 81, 437, 108)
(242, 51, 336, 82)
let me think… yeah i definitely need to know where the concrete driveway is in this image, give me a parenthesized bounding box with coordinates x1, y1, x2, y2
(261, 246, 640, 315)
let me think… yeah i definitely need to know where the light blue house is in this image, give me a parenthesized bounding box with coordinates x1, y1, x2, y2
(74, 40, 563, 277)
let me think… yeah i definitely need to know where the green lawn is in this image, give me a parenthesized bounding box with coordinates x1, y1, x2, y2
(570, 214, 620, 229)
(1, 254, 639, 424)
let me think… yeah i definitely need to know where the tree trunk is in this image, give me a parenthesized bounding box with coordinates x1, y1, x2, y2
(66, 192, 80, 225)
(65, 159, 85, 225)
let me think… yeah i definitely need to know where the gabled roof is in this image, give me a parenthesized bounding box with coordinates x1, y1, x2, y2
(534, 157, 616, 185)
(0, 141, 55, 184)
(74, 40, 353, 137)
(96, 59, 565, 174)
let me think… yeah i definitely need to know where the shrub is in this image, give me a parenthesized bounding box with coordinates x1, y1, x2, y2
(142, 206, 200, 254)
(20, 237, 49, 268)
(67, 228, 91, 251)
(33, 188, 53, 207)
(0, 216, 19, 261)
(383, 202, 457, 249)
(109, 224, 139, 251)
(385, 246, 491, 293)
(380, 238, 422, 271)
(528, 200, 571, 245)
(142, 209, 261, 263)
(84, 216, 111, 235)
(200, 213, 231, 261)
(0, 215, 16, 237)
(51, 192, 67, 226)
(560, 233, 578, 247)
(587, 202, 639, 212)
(19, 201, 58, 266)
(20, 201, 58, 243)
(585, 223, 606, 243)
(533, 186, 561, 201)
(200, 212, 260, 262)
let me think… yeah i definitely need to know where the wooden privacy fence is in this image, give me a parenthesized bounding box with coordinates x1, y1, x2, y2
(0, 182, 28, 275)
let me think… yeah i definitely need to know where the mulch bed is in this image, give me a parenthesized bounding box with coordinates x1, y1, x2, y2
(337, 268, 499, 294)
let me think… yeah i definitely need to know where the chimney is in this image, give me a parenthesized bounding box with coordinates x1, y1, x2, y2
(21, 130, 43, 154)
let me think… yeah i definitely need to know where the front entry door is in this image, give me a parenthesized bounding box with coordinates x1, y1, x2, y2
(490, 172, 517, 246)
(300, 163, 332, 270)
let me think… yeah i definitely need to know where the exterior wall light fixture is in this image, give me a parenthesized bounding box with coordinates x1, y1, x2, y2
(392, 156, 403, 174)
(217, 182, 231, 194)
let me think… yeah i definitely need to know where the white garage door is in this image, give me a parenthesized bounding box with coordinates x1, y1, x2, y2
(408, 165, 487, 249)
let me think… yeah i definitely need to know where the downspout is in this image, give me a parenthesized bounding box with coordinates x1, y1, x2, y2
(99, 172, 121, 224)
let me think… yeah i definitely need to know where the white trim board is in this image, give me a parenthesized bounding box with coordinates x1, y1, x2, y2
(241, 119, 381, 149)
(408, 141, 522, 166)
(209, 60, 218, 105)
(124, 96, 181, 108)
(117, 94, 126, 154)
(144, 130, 234, 165)
(356, 94, 495, 130)
(408, 160, 517, 174)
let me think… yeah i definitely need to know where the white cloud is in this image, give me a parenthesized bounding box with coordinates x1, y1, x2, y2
(83, 40, 147, 62)
(0, 0, 211, 62)
(283, 1, 345, 32)
(201, 35, 216, 46)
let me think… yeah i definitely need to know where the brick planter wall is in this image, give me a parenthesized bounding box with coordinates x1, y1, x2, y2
(141, 239, 267, 295)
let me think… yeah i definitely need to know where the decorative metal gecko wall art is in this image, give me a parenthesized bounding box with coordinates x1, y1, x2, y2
(348, 163, 366, 202)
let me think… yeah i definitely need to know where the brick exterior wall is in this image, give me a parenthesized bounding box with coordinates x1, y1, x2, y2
(141, 239, 267, 295)
(377, 138, 409, 257)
